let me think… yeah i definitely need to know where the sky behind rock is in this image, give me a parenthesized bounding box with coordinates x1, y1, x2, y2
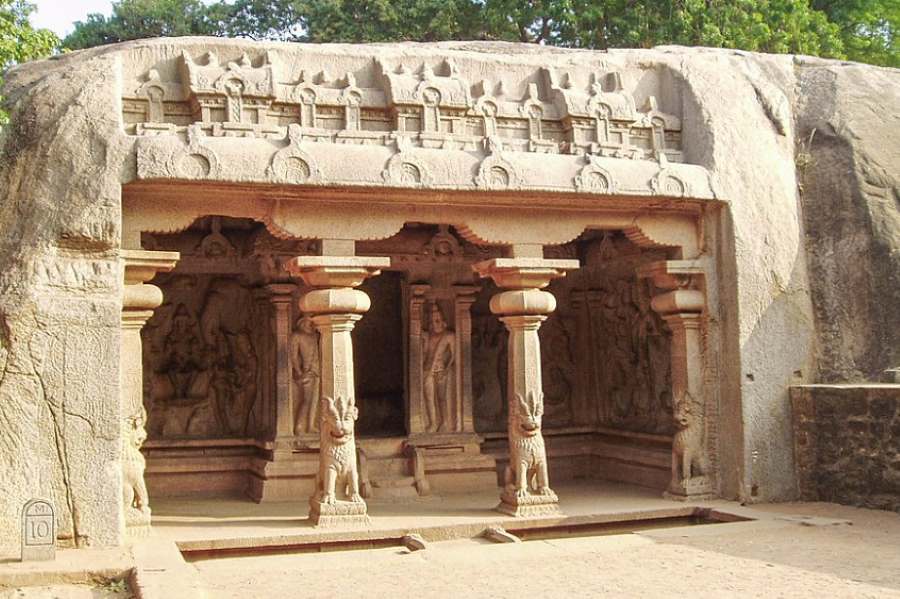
(31, 0, 216, 37)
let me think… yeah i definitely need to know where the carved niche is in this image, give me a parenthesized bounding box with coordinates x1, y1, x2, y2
(141, 218, 283, 440)
(144, 276, 261, 439)
(563, 233, 675, 435)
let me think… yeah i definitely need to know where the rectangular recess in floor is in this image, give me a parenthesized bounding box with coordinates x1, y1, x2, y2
(180, 508, 752, 562)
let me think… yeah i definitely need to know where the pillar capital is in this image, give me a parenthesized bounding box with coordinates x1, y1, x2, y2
(473, 257, 579, 290)
(285, 255, 390, 288)
(121, 249, 179, 287)
(637, 259, 704, 291)
(120, 249, 179, 316)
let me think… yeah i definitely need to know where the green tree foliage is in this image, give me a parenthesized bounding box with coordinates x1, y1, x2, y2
(64, 0, 220, 50)
(52, 0, 900, 67)
(1, 0, 58, 121)
(812, 0, 899, 66)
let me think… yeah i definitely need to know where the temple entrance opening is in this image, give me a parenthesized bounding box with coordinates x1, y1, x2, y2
(354, 271, 405, 437)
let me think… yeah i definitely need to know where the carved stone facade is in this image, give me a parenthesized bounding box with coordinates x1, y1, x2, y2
(10, 38, 862, 548)
(134, 217, 703, 513)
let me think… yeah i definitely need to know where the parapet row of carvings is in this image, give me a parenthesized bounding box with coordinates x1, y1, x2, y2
(135, 124, 710, 198)
(124, 50, 687, 164)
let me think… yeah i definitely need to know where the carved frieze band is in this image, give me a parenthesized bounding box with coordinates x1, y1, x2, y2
(125, 49, 717, 199)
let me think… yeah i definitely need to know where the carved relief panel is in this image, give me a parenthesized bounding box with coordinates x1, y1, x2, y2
(560, 233, 675, 435)
(141, 217, 316, 440)
(143, 275, 262, 438)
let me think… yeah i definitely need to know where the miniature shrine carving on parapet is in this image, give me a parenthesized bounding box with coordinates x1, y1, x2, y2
(123, 50, 686, 163)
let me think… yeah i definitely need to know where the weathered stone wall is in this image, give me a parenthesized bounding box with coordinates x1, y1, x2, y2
(795, 60, 900, 383)
(792, 385, 900, 512)
(0, 52, 127, 549)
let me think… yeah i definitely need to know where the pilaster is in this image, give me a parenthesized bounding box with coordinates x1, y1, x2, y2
(638, 260, 714, 500)
(265, 283, 299, 457)
(120, 249, 179, 537)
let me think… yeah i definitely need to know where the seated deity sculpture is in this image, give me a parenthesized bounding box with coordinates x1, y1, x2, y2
(422, 303, 456, 433)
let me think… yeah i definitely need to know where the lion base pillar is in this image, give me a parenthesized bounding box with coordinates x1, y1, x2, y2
(286, 251, 389, 527)
(474, 256, 578, 518)
(120, 250, 179, 538)
(638, 260, 714, 502)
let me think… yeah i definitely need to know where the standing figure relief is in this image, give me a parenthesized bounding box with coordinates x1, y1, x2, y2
(291, 316, 321, 435)
(422, 303, 456, 433)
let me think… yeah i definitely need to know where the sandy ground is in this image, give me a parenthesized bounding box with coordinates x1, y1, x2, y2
(191, 502, 900, 599)
(0, 584, 128, 599)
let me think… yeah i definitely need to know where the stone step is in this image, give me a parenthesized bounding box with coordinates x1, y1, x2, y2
(365, 457, 411, 477)
(371, 476, 416, 489)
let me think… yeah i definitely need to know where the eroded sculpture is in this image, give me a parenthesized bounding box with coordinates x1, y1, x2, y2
(668, 391, 710, 498)
(309, 395, 368, 525)
(422, 303, 456, 433)
(291, 316, 321, 435)
(122, 409, 151, 530)
(500, 391, 558, 516)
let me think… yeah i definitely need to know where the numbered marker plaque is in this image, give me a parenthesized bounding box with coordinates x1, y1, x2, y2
(21, 499, 56, 561)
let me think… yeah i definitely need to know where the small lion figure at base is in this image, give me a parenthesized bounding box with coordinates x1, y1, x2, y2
(122, 409, 151, 526)
(503, 391, 556, 502)
(312, 395, 364, 506)
(670, 391, 710, 492)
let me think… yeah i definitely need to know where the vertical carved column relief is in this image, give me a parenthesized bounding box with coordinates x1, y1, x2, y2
(638, 260, 713, 500)
(265, 283, 298, 456)
(120, 250, 179, 536)
(286, 251, 389, 526)
(453, 286, 478, 434)
(474, 256, 578, 516)
(407, 285, 431, 435)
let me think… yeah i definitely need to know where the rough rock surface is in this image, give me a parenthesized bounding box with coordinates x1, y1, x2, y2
(0, 38, 897, 550)
(795, 60, 900, 383)
(792, 385, 900, 512)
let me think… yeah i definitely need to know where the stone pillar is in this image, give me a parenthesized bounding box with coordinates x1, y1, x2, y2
(265, 284, 298, 457)
(120, 249, 179, 536)
(474, 255, 578, 517)
(638, 260, 713, 500)
(286, 251, 390, 526)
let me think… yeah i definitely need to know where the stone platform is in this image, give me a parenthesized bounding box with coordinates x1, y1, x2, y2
(149, 481, 730, 555)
